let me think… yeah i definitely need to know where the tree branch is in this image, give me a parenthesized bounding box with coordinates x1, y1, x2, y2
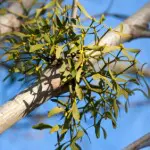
(0, 0, 34, 34)
(99, 2, 150, 46)
(71, 0, 78, 19)
(123, 133, 150, 150)
(0, 2, 150, 134)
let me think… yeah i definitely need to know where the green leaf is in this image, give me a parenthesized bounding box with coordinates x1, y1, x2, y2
(75, 84, 83, 100)
(70, 46, 79, 54)
(48, 107, 65, 118)
(125, 48, 140, 53)
(122, 49, 134, 61)
(76, 68, 82, 82)
(92, 73, 113, 88)
(75, 54, 83, 70)
(63, 70, 70, 77)
(72, 100, 80, 121)
(14, 32, 30, 37)
(116, 77, 127, 83)
(71, 143, 79, 150)
(43, 33, 50, 43)
(59, 62, 66, 73)
(56, 45, 63, 59)
(117, 85, 128, 99)
(113, 99, 118, 118)
(50, 125, 59, 134)
(105, 112, 117, 129)
(71, 130, 84, 144)
(101, 127, 107, 139)
(32, 123, 52, 130)
(36, 1, 55, 18)
(125, 101, 128, 113)
(119, 23, 123, 32)
(99, 14, 105, 24)
(102, 46, 120, 54)
(30, 44, 45, 52)
(56, 15, 62, 27)
(77, 2, 92, 20)
(95, 120, 101, 138)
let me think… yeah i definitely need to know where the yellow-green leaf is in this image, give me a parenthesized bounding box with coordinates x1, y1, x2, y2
(71, 130, 84, 145)
(113, 30, 131, 38)
(61, 128, 68, 135)
(76, 68, 83, 82)
(12, 32, 30, 38)
(43, 33, 50, 43)
(116, 77, 127, 83)
(36, 1, 55, 18)
(102, 46, 120, 54)
(75, 84, 83, 100)
(117, 85, 128, 99)
(59, 62, 66, 73)
(56, 46, 63, 59)
(75, 54, 83, 70)
(72, 100, 80, 121)
(125, 48, 140, 53)
(48, 107, 65, 118)
(92, 73, 113, 88)
(77, 2, 92, 20)
(50, 125, 59, 134)
(30, 44, 45, 52)
(119, 23, 124, 32)
(122, 49, 134, 61)
(113, 99, 118, 118)
(99, 14, 105, 24)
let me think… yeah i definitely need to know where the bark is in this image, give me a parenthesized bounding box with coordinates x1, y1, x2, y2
(0, 1, 150, 134)
(0, 0, 34, 34)
(123, 133, 150, 150)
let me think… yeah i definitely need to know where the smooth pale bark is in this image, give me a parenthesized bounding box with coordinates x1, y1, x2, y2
(124, 133, 150, 150)
(0, 0, 34, 34)
(0, 1, 150, 134)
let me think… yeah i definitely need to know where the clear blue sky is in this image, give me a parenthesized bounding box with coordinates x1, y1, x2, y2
(0, 0, 150, 150)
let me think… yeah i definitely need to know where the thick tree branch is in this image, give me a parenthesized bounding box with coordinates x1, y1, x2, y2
(0, 0, 34, 34)
(123, 133, 150, 150)
(99, 2, 150, 46)
(0, 2, 150, 134)
(71, 0, 78, 19)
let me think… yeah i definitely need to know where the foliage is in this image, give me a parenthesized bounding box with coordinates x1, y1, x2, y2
(0, 0, 148, 149)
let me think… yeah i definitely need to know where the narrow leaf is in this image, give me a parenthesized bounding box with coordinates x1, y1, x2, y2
(30, 44, 45, 52)
(32, 123, 52, 130)
(77, 2, 92, 19)
(76, 68, 83, 82)
(56, 46, 63, 59)
(50, 125, 59, 133)
(113, 99, 118, 118)
(48, 107, 64, 118)
(72, 100, 80, 121)
(75, 84, 83, 100)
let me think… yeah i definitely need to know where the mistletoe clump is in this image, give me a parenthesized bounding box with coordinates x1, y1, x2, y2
(1, 1, 148, 149)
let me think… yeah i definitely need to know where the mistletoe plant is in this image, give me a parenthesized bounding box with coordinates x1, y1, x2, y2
(1, 1, 149, 149)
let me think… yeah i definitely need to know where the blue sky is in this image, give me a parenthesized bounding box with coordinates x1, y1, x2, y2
(0, 0, 150, 150)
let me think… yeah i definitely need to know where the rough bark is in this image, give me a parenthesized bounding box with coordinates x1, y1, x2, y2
(0, 1, 150, 134)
